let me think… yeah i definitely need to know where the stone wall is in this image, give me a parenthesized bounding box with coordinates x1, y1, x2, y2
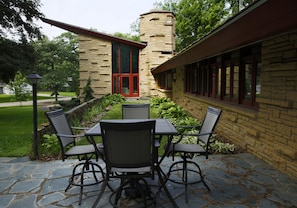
(172, 31, 297, 178)
(78, 35, 112, 101)
(37, 97, 104, 144)
(139, 11, 175, 97)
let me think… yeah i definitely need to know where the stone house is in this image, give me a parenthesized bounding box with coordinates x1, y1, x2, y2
(42, 10, 175, 99)
(42, 0, 297, 179)
(152, 0, 297, 178)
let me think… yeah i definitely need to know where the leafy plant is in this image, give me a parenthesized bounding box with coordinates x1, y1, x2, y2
(210, 138, 235, 154)
(39, 134, 60, 160)
(82, 77, 94, 102)
(8, 71, 30, 105)
(151, 96, 236, 154)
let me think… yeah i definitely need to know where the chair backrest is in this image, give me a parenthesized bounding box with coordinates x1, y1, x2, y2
(122, 103, 150, 119)
(100, 120, 155, 170)
(198, 106, 222, 145)
(46, 109, 75, 149)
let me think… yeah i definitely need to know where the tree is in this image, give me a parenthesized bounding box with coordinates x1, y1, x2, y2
(154, 0, 179, 14)
(154, 0, 255, 52)
(41, 71, 65, 102)
(175, 0, 227, 51)
(226, 0, 255, 15)
(0, 0, 43, 82)
(0, 0, 43, 40)
(113, 32, 140, 42)
(0, 38, 35, 82)
(34, 33, 79, 99)
(8, 71, 30, 105)
(82, 77, 94, 102)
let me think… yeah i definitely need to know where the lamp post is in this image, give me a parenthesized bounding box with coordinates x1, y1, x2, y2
(27, 73, 42, 160)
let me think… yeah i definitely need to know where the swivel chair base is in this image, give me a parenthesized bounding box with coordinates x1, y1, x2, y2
(166, 159, 210, 203)
(66, 160, 105, 205)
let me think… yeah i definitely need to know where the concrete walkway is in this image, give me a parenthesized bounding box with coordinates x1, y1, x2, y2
(0, 95, 72, 108)
(0, 153, 296, 208)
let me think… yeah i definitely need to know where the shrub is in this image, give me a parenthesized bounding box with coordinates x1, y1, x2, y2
(151, 96, 236, 154)
(39, 134, 60, 160)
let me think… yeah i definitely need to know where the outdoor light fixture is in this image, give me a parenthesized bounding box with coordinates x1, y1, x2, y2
(27, 72, 42, 160)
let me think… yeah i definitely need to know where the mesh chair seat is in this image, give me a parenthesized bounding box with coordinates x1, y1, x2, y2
(168, 142, 205, 154)
(65, 143, 102, 156)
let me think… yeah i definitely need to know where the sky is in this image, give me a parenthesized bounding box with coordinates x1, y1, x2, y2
(37, 0, 157, 39)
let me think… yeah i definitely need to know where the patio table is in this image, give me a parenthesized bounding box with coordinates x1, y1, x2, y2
(85, 119, 179, 207)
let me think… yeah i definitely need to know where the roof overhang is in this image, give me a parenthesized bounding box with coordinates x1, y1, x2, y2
(152, 0, 297, 74)
(41, 18, 147, 49)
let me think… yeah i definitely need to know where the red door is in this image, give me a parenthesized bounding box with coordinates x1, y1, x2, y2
(112, 74, 139, 97)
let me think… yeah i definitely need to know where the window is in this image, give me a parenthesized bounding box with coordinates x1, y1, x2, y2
(112, 42, 140, 96)
(185, 44, 261, 109)
(156, 70, 174, 90)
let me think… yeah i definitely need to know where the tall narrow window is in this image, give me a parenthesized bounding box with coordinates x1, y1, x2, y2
(112, 42, 140, 97)
(232, 64, 239, 102)
(243, 60, 253, 103)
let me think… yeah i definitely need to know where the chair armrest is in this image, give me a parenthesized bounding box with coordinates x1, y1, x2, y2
(175, 125, 200, 129)
(154, 138, 160, 148)
(56, 133, 84, 138)
(71, 126, 90, 130)
(197, 131, 213, 136)
(172, 131, 213, 144)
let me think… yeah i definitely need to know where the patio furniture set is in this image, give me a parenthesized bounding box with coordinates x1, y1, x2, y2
(46, 103, 222, 207)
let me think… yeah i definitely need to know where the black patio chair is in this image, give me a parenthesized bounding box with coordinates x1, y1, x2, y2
(46, 109, 105, 205)
(92, 120, 178, 208)
(122, 103, 150, 119)
(165, 106, 222, 203)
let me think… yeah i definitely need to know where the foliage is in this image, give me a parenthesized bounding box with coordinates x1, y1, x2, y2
(39, 134, 60, 160)
(113, 32, 140, 42)
(209, 138, 235, 154)
(227, 0, 255, 15)
(0, 0, 43, 40)
(82, 77, 94, 102)
(8, 71, 30, 105)
(40, 72, 66, 102)
(175, 0, 227, 51)
(0, 37, 35, 82)
(34, 33, 79, 98)
(82, 94, 125, 125)
(58, 98, 80, 111)
(151, 96, 236, 154)
(154, 0, 179, 14)
(155, 0, 255, 52)
(0, 0, 43, 82)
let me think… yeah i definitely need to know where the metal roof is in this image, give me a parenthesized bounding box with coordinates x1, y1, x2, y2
(152, 0, 297, 74)
(41, 18, 147, 49)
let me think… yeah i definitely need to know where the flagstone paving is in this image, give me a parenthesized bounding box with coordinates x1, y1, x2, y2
(0, 153, 297, 208)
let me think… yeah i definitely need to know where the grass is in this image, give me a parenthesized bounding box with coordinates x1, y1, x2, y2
(0, 97, 162, 158)
(38, 91, 76, 97)
(0, 94, 53, 103)
(0, 106, 48, 157)
(0, 91, 76, 103)
(0, 91, 76, 157)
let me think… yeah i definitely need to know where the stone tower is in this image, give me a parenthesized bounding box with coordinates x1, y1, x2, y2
(138, 10, 176, 97)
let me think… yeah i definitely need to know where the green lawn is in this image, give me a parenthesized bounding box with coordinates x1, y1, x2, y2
(0, 94, 52, 103)
(0, 106, 48, 157)
(38, 91, 76, 97)
(0, 92, 76, 103)
(0, 97, 161, 158)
